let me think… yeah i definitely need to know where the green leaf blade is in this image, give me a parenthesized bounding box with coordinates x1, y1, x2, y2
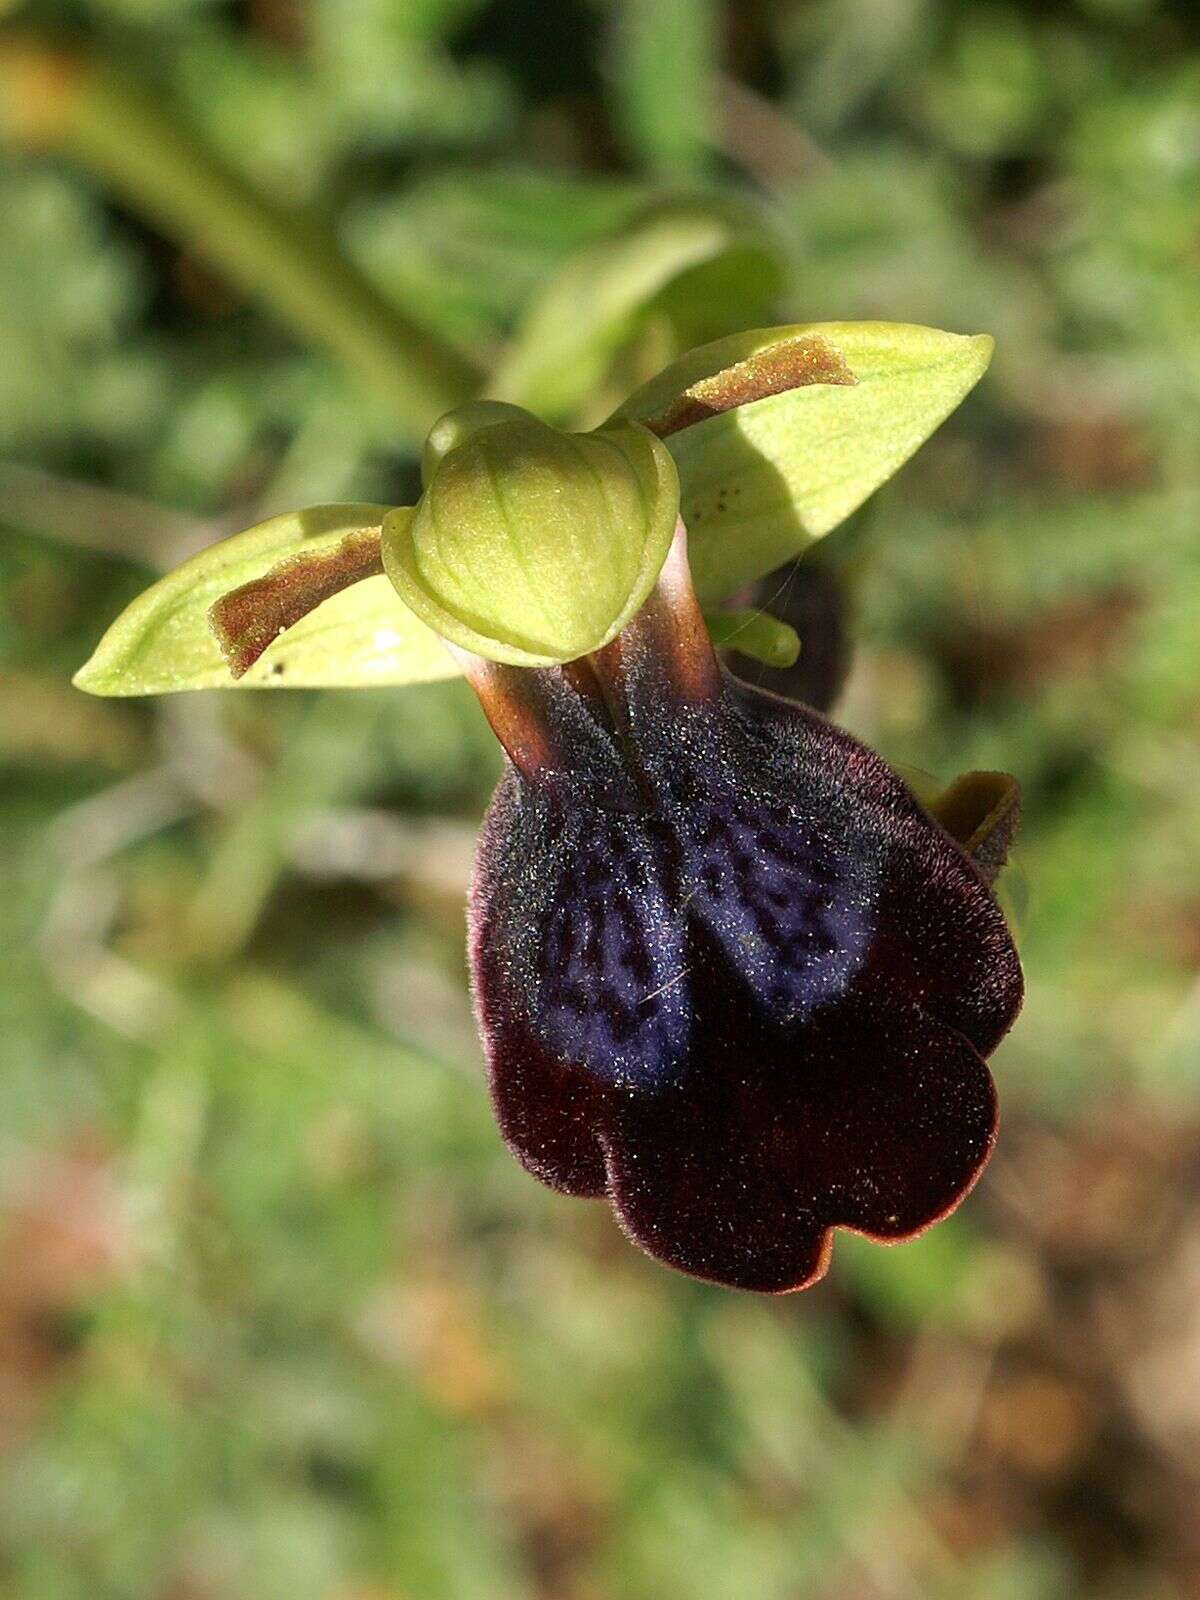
(73, 503, 457, 695)
(489, 203, 783, 421)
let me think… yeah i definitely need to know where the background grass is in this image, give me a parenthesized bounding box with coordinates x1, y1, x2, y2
(3, 1, 1200, 1597)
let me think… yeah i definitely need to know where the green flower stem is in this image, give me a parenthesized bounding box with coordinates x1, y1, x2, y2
(0, 41, 482, 441)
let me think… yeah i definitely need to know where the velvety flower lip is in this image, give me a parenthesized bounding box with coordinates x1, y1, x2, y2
(464, 525, 1024, 1293)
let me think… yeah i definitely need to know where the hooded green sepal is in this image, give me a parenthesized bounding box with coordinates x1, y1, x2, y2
(421, 400, 534, 489)
(72, 504, 457, 695)
(381, 412, 680, 668)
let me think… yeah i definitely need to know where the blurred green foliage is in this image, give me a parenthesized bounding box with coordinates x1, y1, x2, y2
(2, 2, 1200, 1598)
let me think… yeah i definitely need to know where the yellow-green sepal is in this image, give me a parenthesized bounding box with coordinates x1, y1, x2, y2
(381, 412, 680, 668)
(73, 504, 455, 695)
(615, 321, 994, 602)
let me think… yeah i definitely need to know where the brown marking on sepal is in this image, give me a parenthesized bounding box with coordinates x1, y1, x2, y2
(209, 527, 383, 678)
(931, 771, 1021, 884)
(646, 334, 856, 438)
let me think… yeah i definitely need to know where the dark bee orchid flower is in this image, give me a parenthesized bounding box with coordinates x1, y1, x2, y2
(462, 525, 1022, 1293)
(74, 320, 1020, 1292)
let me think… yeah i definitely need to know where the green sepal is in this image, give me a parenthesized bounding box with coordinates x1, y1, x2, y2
(73, 504, 455, 695)
(615, 321, 994, 602)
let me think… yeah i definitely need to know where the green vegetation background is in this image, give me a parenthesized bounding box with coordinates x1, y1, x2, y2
(2, 1, 1199, 1596)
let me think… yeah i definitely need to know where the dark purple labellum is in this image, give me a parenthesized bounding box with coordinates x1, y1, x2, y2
(464, 528, 1023, 1293)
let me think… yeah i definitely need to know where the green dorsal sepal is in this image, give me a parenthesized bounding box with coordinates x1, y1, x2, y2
(382, 409, 681, 668)
(421, 400, 534, 489)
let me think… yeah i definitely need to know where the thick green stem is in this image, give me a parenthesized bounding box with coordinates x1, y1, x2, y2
(0, 41, 482, 442)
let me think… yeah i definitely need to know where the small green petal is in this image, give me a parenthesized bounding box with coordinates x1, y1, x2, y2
(382, 414, 680, 668)
(702, 608, 801, 668)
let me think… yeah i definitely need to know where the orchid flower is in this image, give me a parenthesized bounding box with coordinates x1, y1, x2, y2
(76, 322, 1022, 1292)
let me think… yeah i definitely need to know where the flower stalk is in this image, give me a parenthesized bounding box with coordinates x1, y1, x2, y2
(0, 40, 482, 442)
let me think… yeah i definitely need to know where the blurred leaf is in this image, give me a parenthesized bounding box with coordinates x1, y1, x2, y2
(617, 320, 994, 598)
(612, 0, 718, 175)
(170, 31, 340, 200)
(836, 1215, 983, 1329)
(0, 48, 481, 442)
(309, 0, 512, 151)
(774, 147, 1053, 408)
(782, 0, 927, 134)
(348, 168, 648, 345)
(74, 505, 456, 695)
(915, 6, 1047, 158)
(489, 202, 784, 419)
(0, 168, 160, 452)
